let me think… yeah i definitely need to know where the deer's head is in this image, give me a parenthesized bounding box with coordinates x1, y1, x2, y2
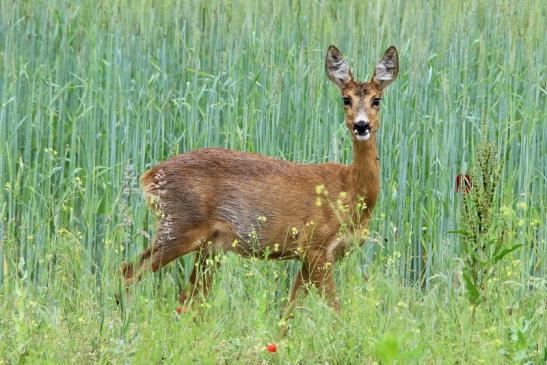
(326, 45, 398, 143)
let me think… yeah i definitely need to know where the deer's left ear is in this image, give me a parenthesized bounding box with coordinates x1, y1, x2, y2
(372, 46, 399, 89)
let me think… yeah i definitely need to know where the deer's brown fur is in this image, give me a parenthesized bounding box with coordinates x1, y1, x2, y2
(122, 45, 399, 312)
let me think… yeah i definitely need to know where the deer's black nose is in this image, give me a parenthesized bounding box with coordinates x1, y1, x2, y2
(354, 121, 370, 134)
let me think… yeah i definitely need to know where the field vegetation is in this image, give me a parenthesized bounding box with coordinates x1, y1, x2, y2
(0, 0, 545, 363)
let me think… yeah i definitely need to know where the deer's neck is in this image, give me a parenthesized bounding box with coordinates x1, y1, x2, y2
(348, 137, 380, 221)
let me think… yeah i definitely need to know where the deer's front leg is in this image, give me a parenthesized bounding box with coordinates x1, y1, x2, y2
(286, 251, 341, 313)
(282, 261, 311, 321)
(307, 253, 341, 312)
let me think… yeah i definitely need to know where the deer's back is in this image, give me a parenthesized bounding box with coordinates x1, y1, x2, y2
(141, 148, 349, 252)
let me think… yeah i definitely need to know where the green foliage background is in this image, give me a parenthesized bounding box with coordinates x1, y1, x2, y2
(0, 0, 545, 363)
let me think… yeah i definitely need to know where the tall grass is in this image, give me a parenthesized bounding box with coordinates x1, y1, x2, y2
(0, 0, 545, 363)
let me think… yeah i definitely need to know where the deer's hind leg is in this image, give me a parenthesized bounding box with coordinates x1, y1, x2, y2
(178, 248, 220, 305)
(179, 221, 235, 305)
(122, 224, 208, 286)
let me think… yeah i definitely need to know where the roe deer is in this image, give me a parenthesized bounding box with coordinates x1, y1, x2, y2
(122, 45, 399, 312)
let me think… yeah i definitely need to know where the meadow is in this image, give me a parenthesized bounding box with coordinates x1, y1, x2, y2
(0, 0, 545, 363)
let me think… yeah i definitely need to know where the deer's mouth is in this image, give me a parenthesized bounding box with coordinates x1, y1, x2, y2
(354, 130, 371, 141)
(353, 122, 371, 141)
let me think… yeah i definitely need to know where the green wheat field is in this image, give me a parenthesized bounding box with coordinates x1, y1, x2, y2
(1, 0, 546, 363)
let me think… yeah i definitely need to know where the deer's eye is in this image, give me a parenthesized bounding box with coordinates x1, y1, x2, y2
(342, 97, 351, 106)
(372, 98, 381, 107)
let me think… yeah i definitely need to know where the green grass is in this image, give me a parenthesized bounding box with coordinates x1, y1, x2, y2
(0, 0, 545, 363)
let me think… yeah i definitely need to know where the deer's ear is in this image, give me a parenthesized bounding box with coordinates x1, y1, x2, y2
(326, 45, 353, 89)
(372, 46, 399, 89)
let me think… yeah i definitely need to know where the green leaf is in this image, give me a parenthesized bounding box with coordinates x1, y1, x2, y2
(463, 271, 481, 304)
(400, 344, 425, 361)
(375, 335, 400, 364)
(492, 244, 522, 265)
(448, 230, 472, 237)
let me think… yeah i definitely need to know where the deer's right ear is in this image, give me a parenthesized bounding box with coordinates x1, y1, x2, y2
(325, 45, 352, 89)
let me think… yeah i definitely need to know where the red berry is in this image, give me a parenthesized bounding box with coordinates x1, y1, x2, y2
(266, 343, 277, 353)
(175, 306, 183, 315)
